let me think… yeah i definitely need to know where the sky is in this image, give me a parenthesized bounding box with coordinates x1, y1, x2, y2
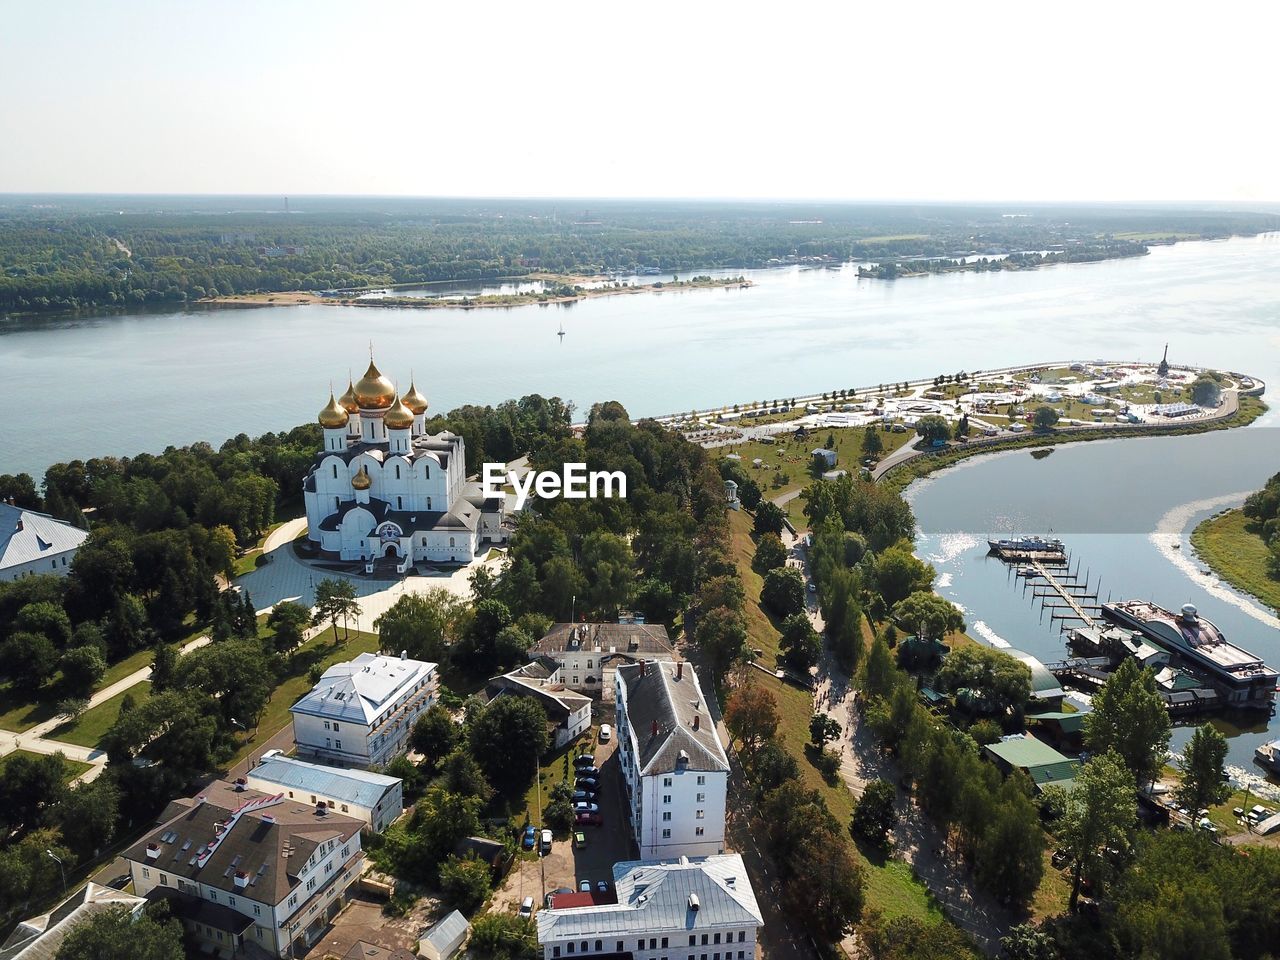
(2, 0, 1278, 203)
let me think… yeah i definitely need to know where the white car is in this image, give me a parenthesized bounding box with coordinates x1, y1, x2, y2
(599, 724, 612, 743)
(573, 802, 600, 814)
(519, 896, 534, 918)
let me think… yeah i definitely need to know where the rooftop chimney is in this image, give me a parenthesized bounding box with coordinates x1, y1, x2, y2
(400, 649, 407, 660)
(651, 720, 659, 738)
(693, 715, 700, 731)
(675, 662, 683, 681)
(14, 519, 22, 532)
(688, 893, 700, 912)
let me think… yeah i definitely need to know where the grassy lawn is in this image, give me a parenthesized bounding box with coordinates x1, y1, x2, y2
(0, 691, 63, 733)
(518, 727, 599, 833)
(0, 748, 93, 782)
(226, 628, 381, 765)
(49, 681, 152, 748)
(233, 520, 291, 577)
(1191, 509, 1280, 613)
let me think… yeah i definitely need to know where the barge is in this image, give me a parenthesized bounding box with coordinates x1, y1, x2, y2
(1101, 600, 1278, 711)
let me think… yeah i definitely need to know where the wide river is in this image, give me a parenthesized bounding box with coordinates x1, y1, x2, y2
(3, 233, 1280, 775)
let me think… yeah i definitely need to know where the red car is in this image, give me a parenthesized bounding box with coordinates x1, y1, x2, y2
(575, 811, 604, 827)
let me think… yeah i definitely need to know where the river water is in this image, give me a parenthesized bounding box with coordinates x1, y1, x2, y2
(3, 232, 1280, 772)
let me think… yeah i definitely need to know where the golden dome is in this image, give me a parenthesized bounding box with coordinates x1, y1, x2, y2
(401, 381, 429, 416)
(337, 379, 360, 414)
(318, 392, 349, 428)
(384, 394, 415, 430)
(351, 465, 372, 490)
(353, 360, 396, 410)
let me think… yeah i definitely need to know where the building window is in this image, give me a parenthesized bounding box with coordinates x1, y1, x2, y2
(158, 873, 167, 885)
(332, 465, 338, 479)
(209, 891, 217, 902)
(714, 934, 721, 945)
(663, 795, 671, 804)
(324, 721, 330, 730)
(697, 793, 705, 802)
(661, 939, 668, 949)
(254, 905, 261, 916)
(701, 935, 708, 945)
(595, 942, 602, 953)
(567, 943, 574, 954)
(689, 937, 696, 947)
(142, 868, 150, 879)
(229, 897, 236, 907)
(553, 949, 561, 958)
(341, 804, 348, 812)
(449, 537, 455, 547)
(333, 723, 340, 732)
(738, 933, 745, 943)
(395, 465, 401, 479)
(662, 812, 671, 821)
(618, 943, 624, 953)
(696, 827, 704, 836)
(586, 660, 593, 668)
(662, 829, 671, 838)
(697, 775, 705, 785)
(696, 810, 704, 819)
(335, 740, 342, 750)
(663, 777, 672, 787)
(637, 942, 643, 952)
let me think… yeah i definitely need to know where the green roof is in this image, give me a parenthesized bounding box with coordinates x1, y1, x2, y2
(984, 735, 1080, 788)
(1028, 710, 1086, 734)
(1006, 648, 1064, 697)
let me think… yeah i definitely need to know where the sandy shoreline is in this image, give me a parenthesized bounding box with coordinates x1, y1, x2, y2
(203, 275, 751, 310)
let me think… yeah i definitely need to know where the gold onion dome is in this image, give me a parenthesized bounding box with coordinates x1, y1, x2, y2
(337, 380, 360, 414)
(318, 392, 350, 428)
(353, 360, 396, 410)
(384, 394, 415, 430)
(401, 381, 429, 415)
(351, 465, 372, 490)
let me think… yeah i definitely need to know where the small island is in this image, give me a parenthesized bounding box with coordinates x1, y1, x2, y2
(204, 273, 751, 310)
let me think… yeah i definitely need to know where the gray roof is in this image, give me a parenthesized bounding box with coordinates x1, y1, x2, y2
(291, 652, 437, 725)
(485, 670, 591, 724)
(245, 755, 401, 809)
(0, 504, 87, 572)
(121, 780, 362, 905)
(533, 623, 675, 659)
(316, 497, 479, 534)
(537, 855, 761, 942)
(617, 662, 728, 775)
(423, 909, 470, 950)
(1, 883, 146, 960)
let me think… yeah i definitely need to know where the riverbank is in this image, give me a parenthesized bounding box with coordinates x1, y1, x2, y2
(878, 394, 1267, 493)
(1191, 509, 1280, 615)
(203, 274, 751, 310)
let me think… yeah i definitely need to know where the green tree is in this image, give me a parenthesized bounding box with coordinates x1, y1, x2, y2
(1177, 723, 1229, 812)
(693, 606, 748, 670)
(872, 546, 935, 607)
(890, 591, 964, 642)
(59, 645, 106, 698)
(1032, 406, 1060, 430)
(779, 613, 821, 672)
(1083, 657, 1171, 787)
(15, 600, 73, 648)
(974, 776, 1044, 907)
(1, 630, 58, 688)
(266, 600, 310, 655)
(725, 684, 779, 757)
(468, 695, 550, 796)
(411, 703, 459, 769)
(581, 531, 636, 617)
(441, 748, 494, 802)
(998, 924, 1059, 960)
(149, 641, 177, 692)
(914, 415, 950, 444)
(861, 428, 884, 458)
(761, 566, 805, 618)
(810, 713, 841, 748)
(753, 501, 785, 536)
(0, 751, 69, 833)
(439, 855, 492, 912)
(751, 532, 788, 574)
(312, 577, 360, 640)
(1190, 375, 1223, 407)
(55, 775, 121, 860)
(850, 779, 897, 850)
(468, 913, 538, 960)
(1052, 750, 1136, 911)
(373, 589, 466, 663)
(55, 903, 185, 960)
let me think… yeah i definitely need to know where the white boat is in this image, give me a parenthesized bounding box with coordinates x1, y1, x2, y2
(987, 535, 1065, 553)
(1257, 738, 1280, 775)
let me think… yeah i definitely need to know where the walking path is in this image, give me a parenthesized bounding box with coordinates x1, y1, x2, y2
(0, 634, 212, 783)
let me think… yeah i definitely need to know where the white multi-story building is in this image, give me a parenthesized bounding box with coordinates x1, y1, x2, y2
(536, 855, 762, 960)
(0, 502, 88, 582)
(123, 781, 365, 958)
(615, 661, 729, 860)
(530, 622, 676, 696)
(303, 357, 507, 570)
(290, 651, 438, 769)
(244, 753, 404, 833)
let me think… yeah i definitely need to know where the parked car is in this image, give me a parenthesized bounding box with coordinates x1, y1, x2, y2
(540, 829, 553, 853)
(522, 825, 537, 850)
(573, 754, 596, 768)
(519, 896, 534, 918)
(572, 790, 597, 803)
(576, 811, 603, 827)
(596, 880, 610, 893)
(575, 765, 600, 779)
(599, 724, 612, 742)
(573, 802, 600, 814)
(579, 880, 592, 893)
(575, 776, 599, 789)
(574, 831, 587, 849)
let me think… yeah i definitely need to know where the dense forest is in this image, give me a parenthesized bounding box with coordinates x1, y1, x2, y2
(2, 195, 1277, 312)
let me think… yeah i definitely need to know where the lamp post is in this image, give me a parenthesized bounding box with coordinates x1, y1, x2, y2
(46, 849, 66, 897)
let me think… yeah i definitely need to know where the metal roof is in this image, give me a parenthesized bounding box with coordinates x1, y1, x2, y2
(0, 504, 87, 572)
(423, 909, 470, 949)
(245, 755, 401, 809)
(291, 652, 437, 725)
(537, 855, 761, 942)
(617, 662, 728, 776)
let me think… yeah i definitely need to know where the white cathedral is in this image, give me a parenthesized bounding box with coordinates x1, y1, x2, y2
(303, 357, 507, 570)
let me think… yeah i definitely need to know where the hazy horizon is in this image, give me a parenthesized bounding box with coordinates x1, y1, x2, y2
(2, 0, 1278, 202)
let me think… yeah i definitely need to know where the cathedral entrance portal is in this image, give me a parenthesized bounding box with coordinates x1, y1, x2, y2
(381, 542, 401, 559)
